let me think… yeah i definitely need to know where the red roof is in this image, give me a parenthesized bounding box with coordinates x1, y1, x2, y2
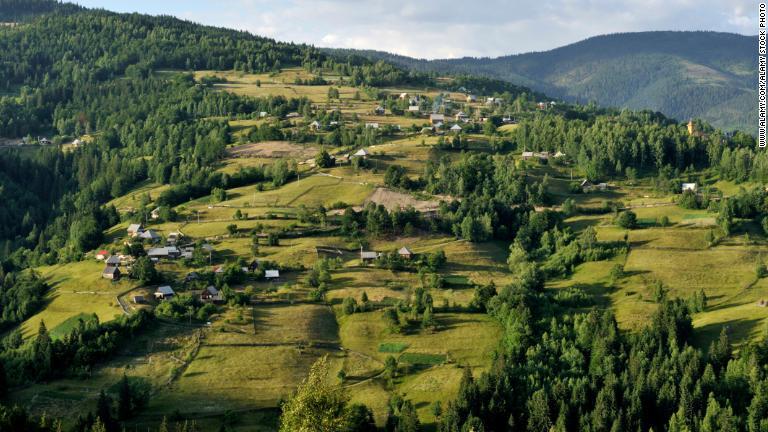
(97, 250, 110, 256)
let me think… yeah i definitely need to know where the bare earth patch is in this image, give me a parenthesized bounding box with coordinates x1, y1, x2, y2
(364, 187, 445, 212)
(226, 141, 317, 159)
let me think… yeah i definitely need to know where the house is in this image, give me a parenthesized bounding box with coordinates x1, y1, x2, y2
(102, 265, 121, 280)
(201, 286, 222, 303)
(455, 111, 468, 122)
(285, 112, 300, 119)
(127, 223, 143, 237)
(259, 111, 268, 117)
(399, 92, 408, 100)
(466, 94, 477, 103)
(580, 179, 594, 192)
(521, 151, 535, 160)
(502, 116, 514, 124)
(353, 148, 369, 158)
(450, 124, 462, 133)
(132, 295, 145, 304)
(429, 113, 445, 125)
(365, 122, 380, 129)
(154, 286, 175, 300)
(486, 97, 501, 106)
(597, 183, 608, 191)
(554, 151, 566, 158)
(39, 137, 52, 145)
(265, 270, 280, 281)
(105, 255, 121, 266)
(407, 105, 421, 113)
(374, 106, 385, 115)
(150, 207, 161, 220)
(148, 246, 179, 260)
(167, 232, 182, 245)
(72, 139, 82, 147)
(309, 120, 321, 130)
(185, 272, 200, 282)
(682, 183, 698, 192)
(95, 250, 110, 261)
(421, 127, 435, 135)
(398, 247, 414, 260)
(360, 251, 379, 263)
(537, 102, 547, 110)
(139, 229, 161, 242)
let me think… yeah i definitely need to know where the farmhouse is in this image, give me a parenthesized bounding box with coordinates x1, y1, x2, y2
(265, 270, 280, 281)
(147, 246, 180, 260)
(466, 94, 477, 102)
(95, 250, 110, 261)
(105, 255, 121, 266)
(455, 111, 468, 122)
(127, 223, 143, 237)
(429, 113, 445, 125)
(682, 183, 698, 192)
(450, 124, 462, 133)
(201, 286, 222, 303)
(398, 246, 414, 260)
(309, 120, 321, 130)
(102, 265, 121, 280)
(139, 229, 161, 242)
(360, 251, 379, 263)
(353, 148, 369, 158)
(150, 207, 161, 220)
(167, 232, 182, 245)
(154, 286, 175, 300)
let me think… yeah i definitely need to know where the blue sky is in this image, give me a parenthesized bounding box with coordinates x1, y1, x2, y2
(74, 0, 757, 59)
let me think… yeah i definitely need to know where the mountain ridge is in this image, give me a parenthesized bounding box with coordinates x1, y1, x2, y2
(325, 31, 757, 133)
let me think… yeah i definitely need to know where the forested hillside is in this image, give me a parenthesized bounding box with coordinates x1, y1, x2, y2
(1, 3, 768, 432)
(328, 31, 758, 134)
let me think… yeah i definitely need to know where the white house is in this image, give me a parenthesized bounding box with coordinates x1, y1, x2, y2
(408, 105, 421, 113)
(309, 120, 321, 130)
(265, 270, 280, 280)
(682, 183, 698, 192)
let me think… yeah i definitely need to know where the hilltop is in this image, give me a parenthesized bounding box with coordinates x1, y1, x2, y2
(327, 31, 758, 134)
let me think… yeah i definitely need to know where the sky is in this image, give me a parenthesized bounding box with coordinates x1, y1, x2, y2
(74, 0, 757, 59)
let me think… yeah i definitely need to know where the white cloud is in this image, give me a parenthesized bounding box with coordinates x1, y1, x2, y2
(80, 0, 759, 58)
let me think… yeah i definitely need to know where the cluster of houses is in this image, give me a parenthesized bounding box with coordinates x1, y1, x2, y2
(520, 151, 566, 162)
(99, 252, 125, 281)
(360, 246, 414, 264)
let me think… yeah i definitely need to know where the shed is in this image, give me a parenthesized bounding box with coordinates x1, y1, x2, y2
(429, 113, 445, 125)
(201, 286, 222, 302)
(360, 251, 379, 263)
(374, 106, 385, 115)
(398, 247, 414, 259)
(154, 286, 175, 300)
(353, 148, 369, 158)
(140, 229, 161, 242)
(150, 207, 161, 220)
(132, 295, 145, 304)
(265, 270, 280, 280)
(450, 124, 462, 132)
(102, 266, 121, 280)
(407, 105, 421, 112)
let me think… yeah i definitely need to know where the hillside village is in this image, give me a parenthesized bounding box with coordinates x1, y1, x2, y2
(0, 4, 767, 432)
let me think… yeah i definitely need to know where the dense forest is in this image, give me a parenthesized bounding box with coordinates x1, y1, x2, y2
(327, 31, 758, 134)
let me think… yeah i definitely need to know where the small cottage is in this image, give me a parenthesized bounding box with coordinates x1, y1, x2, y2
(154, 286, 175, 300)
(102, 266, 121, 280)
(398, 247, 414, 260)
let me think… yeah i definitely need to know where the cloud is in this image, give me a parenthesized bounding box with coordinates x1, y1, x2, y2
(78, 0, 758, 58)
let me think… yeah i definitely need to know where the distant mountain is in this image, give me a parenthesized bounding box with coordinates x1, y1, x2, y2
(327, 31, 757, 134)
(0, 0, 83, 21)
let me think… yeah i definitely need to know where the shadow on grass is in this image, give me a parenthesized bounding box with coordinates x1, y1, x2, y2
(693, 317, 765, 349)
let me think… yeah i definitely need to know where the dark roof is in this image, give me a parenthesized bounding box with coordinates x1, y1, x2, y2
(103, 266, 120, 275)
